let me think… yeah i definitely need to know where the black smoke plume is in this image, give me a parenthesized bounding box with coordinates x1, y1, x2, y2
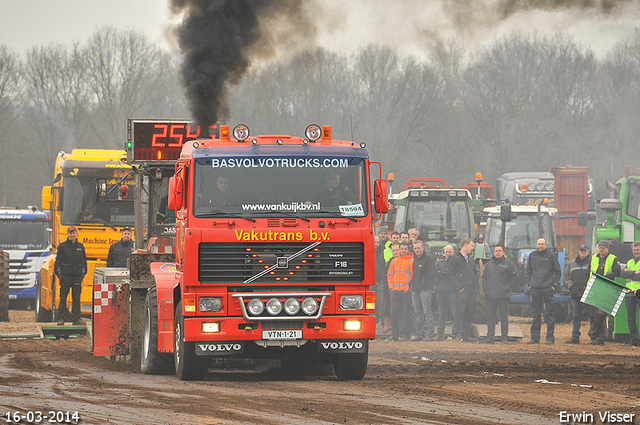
(170, 0, 311, 132)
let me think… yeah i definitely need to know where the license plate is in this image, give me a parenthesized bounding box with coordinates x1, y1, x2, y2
(8, 295, 16, 299)
(262, 330, 302, 340)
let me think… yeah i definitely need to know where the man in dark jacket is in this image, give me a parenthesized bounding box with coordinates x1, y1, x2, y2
(563, 244, 591, 344)
(107, 227, 134, 268)
(525, 238, 562, 344)
(409, 240, 435, 341)
(54, 227, 87, 326)
(480, 244, 518, 344)
(434, 245, 457, 340)
(452, 238, 478, 342)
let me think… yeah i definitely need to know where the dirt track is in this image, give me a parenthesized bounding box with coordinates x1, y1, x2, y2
(2, 310, 640, 425)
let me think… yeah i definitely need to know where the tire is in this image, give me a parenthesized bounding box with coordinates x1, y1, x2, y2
(0, 252, 8, 322)
(141, 286, 173, 374)
(333, 340, 369, 381)
(174, 301, 209, 380)
(35, 275, 53, 322)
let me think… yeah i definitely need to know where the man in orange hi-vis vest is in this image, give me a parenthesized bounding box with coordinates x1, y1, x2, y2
(386, 242, 414, 342)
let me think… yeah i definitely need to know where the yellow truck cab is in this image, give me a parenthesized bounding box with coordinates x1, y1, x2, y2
(36, 149, 135, 322)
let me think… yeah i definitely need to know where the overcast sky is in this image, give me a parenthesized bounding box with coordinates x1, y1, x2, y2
(0, 0, 639, 60)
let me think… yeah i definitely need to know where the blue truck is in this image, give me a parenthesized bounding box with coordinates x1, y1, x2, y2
(0, 207, 51, 309)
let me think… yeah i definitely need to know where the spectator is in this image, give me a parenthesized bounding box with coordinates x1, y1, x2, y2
(434, 245, 457, 341)
(384, 231, 401, 262)
(387, 242, 414, 342)
(381, 241, 399, 333)
(621, 241, 640, 347)
(54, 227, 87, 326)
(588, 240, 621, 345)
(408, 228, 419, 244)
(563, 244, 591, 344)
(453, 238, 478, 342)
(480, 244, 518, 344)
(107, 227, 135, 268)
(526, 238, 562, 344)
(409, 240, 435, 341)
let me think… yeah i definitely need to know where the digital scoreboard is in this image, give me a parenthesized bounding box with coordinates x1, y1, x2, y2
(126, 119, 221, 163)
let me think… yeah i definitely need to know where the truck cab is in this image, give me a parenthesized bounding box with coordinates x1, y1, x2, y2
(0, 207, 50, 309)
(125, 123, 387, 381)
(392, 188, 475, 255)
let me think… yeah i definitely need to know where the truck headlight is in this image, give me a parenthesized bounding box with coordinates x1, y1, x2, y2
(199, 297, 222, 312)
(301, 297, 318, 315)
(266, 298, 283, 316)
(283, 298, 300, 315)
(248, 298, 264, 316)
(340, 295, 363, 310)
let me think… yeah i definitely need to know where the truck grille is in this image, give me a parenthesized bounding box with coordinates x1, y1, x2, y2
(9, 252, 45, 289)
(199, 242, 364, 284)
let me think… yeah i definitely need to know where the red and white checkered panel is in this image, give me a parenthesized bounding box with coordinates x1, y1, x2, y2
(151, 245, 173, 253)
(93, 283, 113, 314)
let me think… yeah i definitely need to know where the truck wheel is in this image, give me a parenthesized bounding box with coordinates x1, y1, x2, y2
(141, 286, 173, 374)
(333, 340, 368, 381)
(35, 275, 52, 322)
(174, 301, 209, 380)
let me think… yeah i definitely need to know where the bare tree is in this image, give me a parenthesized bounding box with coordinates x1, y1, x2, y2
(229, 48, 353, 137)
(83, 26, 167, 147)
(0, 44, 22, 205)
(595, 29, 640, 181)
(21, 43, 90, 185)
(461, 34, 598, 184)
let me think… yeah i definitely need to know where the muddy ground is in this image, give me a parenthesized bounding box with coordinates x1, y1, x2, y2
(1, 309, 639, 425)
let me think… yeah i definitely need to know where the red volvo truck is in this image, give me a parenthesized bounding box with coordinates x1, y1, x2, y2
(117, 123, 388, 380)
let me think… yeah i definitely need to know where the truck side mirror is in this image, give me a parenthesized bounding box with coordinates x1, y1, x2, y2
(577, 211, 587, 227)
(42, 186, 53, 211)
(500, 204, 512, 221)
(374, 179, 389, 214)
(167, 175, 183, 211)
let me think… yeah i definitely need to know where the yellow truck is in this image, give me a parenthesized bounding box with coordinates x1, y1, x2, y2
(36, 149, 135, 322)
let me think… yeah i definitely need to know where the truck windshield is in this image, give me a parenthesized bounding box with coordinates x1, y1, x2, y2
(486, 215, 554, 249)
(404, 200, 471, 242)
(0, 220, 48, 250)
(193, 157, 368, 218)
(62, 176, 135, 226)
(626, 182, 640, 220)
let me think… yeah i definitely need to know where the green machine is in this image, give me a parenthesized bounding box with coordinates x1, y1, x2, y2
(591, 166, 640, 342)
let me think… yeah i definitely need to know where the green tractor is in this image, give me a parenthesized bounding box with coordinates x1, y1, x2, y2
(591, 166, 640, 342)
